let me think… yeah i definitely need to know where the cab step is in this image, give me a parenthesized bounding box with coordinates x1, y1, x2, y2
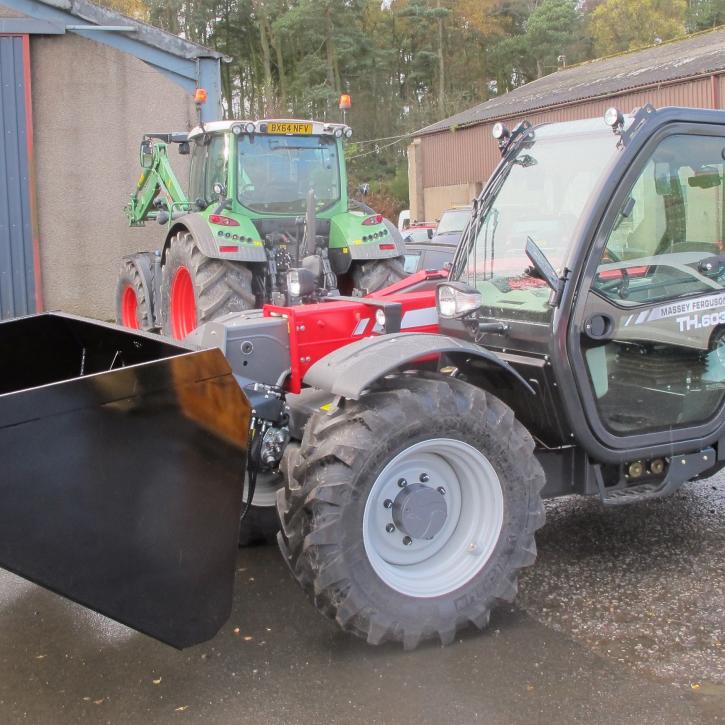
(597, 448, 716, 506)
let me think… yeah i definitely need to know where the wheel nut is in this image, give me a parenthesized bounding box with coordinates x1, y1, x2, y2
(397, 478, 407, 488)
(383, 499, 392, 508)
(402, 536, 412, 546)
(419, 473, 429, 483)
(437, 486, 446, 495)
(386, 523, 395, 533)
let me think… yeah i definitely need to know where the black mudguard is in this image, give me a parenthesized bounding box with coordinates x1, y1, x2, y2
(0, 313, 249, 648)
(303, 332, 533, 399)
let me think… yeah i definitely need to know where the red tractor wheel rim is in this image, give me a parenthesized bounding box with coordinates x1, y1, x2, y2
(121, 285, 140, 329)
(170, 266, 197, 339)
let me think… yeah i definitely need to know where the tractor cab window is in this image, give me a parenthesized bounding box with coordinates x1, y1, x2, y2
(188, 134, 228, 208)
(456, 119, 620, 324)
(237, 135, 341, 214)
(582, 133, 725, 435)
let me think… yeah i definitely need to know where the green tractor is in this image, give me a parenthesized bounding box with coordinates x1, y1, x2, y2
(116, 119, 406, 339)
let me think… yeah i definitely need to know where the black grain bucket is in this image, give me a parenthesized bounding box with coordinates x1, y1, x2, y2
(0, 313, 249, 648)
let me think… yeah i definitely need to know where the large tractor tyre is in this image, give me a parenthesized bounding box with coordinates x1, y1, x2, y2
(238, 471, 283, 547)
(350, 256, 407, 295)
(160, 231, 255, 339)
(115, 259, 154, 331)
(277, 374, 546, 649)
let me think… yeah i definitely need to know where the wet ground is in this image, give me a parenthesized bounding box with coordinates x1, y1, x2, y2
(0, 472, 723, 724)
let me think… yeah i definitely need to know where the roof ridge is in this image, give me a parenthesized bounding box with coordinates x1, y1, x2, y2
(417, 25, 725, 136)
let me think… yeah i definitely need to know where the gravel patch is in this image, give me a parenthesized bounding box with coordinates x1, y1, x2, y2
(518, 470, 725, 686)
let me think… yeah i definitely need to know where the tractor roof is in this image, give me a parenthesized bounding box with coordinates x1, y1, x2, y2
(188, 119, 351, 139)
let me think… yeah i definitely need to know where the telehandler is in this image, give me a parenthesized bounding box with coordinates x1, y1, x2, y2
(1, 105, 724, 651)
(116, 119, 406, 339)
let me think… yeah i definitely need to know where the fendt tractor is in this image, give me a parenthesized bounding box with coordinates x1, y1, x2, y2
(115, 117, 406, 339)
(1, 105, 724, 652)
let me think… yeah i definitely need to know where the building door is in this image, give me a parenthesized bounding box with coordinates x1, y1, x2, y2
(0, 34, 38, 319)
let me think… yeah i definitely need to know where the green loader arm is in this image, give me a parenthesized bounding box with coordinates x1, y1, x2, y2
(126, 137, 190, 227)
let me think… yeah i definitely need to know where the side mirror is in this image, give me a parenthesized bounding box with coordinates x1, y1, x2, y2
(427, 228, 434, 239)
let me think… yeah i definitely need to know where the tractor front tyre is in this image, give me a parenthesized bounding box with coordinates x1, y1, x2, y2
(277, 374, 546, 649)
(115, 259, 153, 331)
(161, 231, 255, 340)
(350, 256, 406, 295)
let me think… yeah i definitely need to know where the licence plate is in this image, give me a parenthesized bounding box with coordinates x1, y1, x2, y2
(267, 122, 312, 135)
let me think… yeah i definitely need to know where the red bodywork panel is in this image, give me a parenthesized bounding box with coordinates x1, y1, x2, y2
(263, 270, 445, 393)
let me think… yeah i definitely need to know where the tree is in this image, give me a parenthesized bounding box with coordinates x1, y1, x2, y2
(686, 0, 725, 30)
(589, 0, 687, 56)
(525, 0, 580, 77)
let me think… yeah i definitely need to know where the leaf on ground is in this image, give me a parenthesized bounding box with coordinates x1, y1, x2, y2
(243, 636, 253, 641)
(233, 627, 240, 635)
(152, 678, 162, 685)
(93, 699, 105, 705)
(175, 705, 189, 712)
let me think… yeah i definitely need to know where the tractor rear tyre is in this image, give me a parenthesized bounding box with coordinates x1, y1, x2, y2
(115, 259, 154, 331)
(350, 256, 406, 295)
(277, 373, 546, 649)
(161, 230, 255, 339)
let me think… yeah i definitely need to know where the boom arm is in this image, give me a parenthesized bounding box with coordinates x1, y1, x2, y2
(125, 137, 190, 227)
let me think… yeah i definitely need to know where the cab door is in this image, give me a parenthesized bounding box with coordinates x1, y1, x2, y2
(570, 129, 725, 445)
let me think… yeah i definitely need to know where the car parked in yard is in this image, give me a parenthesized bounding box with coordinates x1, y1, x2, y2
(402, 222, 436, 243)
(432, 205, 473, 245)
(403, 234, 457, 273)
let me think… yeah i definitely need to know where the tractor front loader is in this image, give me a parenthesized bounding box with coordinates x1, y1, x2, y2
(117, 120, 406, 340)
(2, 105, 725, 652)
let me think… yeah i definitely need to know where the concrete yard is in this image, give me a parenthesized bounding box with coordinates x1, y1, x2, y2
(0, 473, 723, 725)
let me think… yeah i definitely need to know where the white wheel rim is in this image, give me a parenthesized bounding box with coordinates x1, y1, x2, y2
(243, 471, 281, 508)
(362, 438, 504, 598)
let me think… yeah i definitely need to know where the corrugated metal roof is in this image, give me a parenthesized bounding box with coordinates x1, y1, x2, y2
(418, 27, 725, 136)
(36, 0, 227, 60)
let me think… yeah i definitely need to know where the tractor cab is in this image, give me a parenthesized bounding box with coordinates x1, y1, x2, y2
(440, 106, 725, 496)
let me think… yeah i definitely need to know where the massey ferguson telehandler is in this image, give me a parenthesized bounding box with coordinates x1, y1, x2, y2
(2, 105, 724, 651)
(115, 118, 406, 339)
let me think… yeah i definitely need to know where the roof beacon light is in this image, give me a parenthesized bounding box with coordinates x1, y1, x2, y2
(339, 93, 352, 110)
(194, 88, 208, 105)
(244, 122, 255, 134)
(604, 107, 624, 131)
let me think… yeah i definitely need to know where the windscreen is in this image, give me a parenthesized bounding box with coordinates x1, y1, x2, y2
(237, 135, 341, 214)
(454, 120, 621, 323)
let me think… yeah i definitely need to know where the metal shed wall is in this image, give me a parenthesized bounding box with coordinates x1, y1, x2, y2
(0, 34, 38, 319)
(420, 75, 719, 190)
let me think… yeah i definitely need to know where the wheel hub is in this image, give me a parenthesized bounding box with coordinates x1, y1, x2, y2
(392, 483, 447, 540)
